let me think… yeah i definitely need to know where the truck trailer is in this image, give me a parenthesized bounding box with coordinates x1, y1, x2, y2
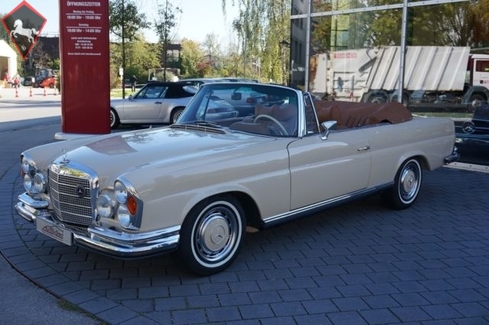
(310, 46, 489, 110)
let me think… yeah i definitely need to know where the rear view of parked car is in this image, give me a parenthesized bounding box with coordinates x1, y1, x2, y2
(110, 81, 197, 128)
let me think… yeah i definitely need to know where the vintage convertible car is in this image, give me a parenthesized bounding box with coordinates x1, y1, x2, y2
(15, 83, 459, 275)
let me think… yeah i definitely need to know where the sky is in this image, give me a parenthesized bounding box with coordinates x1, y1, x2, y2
(0, 0, 238, 44)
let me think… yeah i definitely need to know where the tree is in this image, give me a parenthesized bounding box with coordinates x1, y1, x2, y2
(180, 38, 204, 77)
(342, 0, 489, 49)
(202, 33, 222, 75)
(109, 0, 150, 96)
(470, 0, 489, 48)
(0, 14, 9, 42)
(222, 0, 290, 83)
(109, 0, 150, 41)
(153, 0, 182, 80)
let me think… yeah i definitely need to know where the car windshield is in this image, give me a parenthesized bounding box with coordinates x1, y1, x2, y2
(177, 83, 300, 137)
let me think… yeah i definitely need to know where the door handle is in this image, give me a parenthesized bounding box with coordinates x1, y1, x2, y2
(357, 145, 371, 152)
(155, 101, 162, 104)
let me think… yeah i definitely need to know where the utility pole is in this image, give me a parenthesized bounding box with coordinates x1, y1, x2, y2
(121, 0, 126, 99)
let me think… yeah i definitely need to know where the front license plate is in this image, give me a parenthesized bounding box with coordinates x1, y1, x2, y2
(36, 218, 73, 246)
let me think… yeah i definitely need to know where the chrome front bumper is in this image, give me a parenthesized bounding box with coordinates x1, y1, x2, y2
(15, 193, 180, 258)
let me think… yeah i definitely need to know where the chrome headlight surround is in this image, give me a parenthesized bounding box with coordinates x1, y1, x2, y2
(97, 178, 143, 230)
(21, 154, 46, 195)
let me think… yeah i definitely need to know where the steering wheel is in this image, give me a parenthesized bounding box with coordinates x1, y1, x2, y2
(254, 114, 288, 135)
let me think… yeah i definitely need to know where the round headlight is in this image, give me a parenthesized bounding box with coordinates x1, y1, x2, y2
(21, 158, 31, 174)
(32, 173, 46, 193)
(23, 173, 33, 192)
(117, 205, 131, 227)
(96, 194, 114, 218)
(114, 181, 128, 204)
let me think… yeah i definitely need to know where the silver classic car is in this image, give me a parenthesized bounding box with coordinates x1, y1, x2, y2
(110, 81, 197, 128)
(15, 83, 459, 275)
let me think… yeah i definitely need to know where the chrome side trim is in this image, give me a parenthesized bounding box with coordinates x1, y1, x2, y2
(262, 184, 393, 227)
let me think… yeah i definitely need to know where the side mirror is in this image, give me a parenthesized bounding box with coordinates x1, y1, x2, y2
(320, 120, 337, 140)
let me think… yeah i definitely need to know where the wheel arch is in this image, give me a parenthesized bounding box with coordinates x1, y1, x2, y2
(395, 153, 429, 173)
(182, 190, 263, 229)
(169, 105, 185, 124)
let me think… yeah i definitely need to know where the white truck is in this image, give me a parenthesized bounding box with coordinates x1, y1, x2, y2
(310, 46, 489, 109)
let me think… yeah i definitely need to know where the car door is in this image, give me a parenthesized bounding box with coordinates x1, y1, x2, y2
(124, 84, 167, 122)
(287, 128, 372, 210)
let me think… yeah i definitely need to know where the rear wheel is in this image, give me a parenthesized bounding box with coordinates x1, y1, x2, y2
(110, 108, 120, 129)
(469, 93, 485, 103)
(170, 108, 184, 124)
(383, 158, 422, 209)
(178, 196, 246, 276)
(365, 91, 388, 103)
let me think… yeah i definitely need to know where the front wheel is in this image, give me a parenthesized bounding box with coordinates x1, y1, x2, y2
(383, 158, 422, 210)
(110, 108, 120, 129)
(178, 196, 246, 276)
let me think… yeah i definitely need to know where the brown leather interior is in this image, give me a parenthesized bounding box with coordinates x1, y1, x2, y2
(254, 104, 297, 135)
(314, 100, 412, 129)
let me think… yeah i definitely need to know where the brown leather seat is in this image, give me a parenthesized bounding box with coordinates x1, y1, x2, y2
(314, 100, 412, 129)
(255, 104, 297, 136)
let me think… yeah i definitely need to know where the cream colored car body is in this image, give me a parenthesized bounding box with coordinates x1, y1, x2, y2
(15, 83, 457, 275)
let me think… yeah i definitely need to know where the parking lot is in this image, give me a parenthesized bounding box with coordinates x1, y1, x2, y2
(0, 97, 488, 324)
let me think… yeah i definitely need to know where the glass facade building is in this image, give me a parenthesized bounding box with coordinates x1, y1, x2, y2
(290, 0, 489, 111)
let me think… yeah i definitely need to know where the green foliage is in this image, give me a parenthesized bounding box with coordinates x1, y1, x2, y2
(109, 0, 150, 41)
(330, 0, 489, 49)
(50, 59, 60, 70)
(55, 71, 61, 93)
(222, 0, 290, 83)
(153, 0, 182, 79)
(153, 0, 182, 45)
(0, 13, 9, 41)
(180, 38, 204, 77)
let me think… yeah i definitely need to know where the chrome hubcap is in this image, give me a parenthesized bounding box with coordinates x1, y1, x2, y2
(199, 214, 230, 253)
(400, 166, 418, 201)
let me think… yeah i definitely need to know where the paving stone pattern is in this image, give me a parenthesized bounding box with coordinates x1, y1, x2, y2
(0, 126, 488, 324)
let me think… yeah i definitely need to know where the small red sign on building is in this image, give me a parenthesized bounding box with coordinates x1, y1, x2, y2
(1, 1, 47, 60)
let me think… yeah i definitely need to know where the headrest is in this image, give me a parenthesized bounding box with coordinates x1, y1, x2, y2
(255, 104, 272, 116)
(255, 104, 297, 122)
(275, 104, 296, 121)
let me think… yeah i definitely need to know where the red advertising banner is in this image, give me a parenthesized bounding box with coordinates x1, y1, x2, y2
(59, 0, 110, 134)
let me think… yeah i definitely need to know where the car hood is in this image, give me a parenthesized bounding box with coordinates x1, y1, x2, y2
(55, 126, 284, 187)
(110, 98, 129, 108)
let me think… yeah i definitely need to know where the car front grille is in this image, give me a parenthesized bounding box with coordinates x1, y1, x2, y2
(48, 162, 98, 227)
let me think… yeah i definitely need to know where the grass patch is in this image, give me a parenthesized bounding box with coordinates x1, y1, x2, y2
(57, 299, 107, 324)
(110, 88, 138, 99)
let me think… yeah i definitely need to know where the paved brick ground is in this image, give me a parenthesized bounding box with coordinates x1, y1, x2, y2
(0, 116, 488, 324)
